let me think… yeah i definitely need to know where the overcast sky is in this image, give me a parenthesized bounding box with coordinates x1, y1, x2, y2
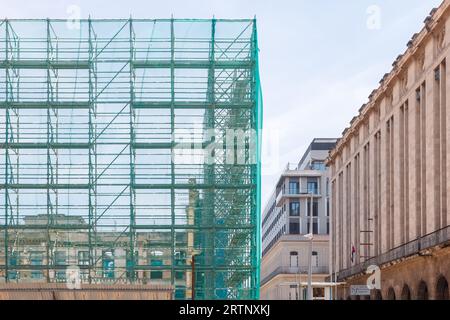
(1, 0, 443, 207)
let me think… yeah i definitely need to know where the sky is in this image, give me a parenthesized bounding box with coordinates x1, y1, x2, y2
(0, 0, 444, 207)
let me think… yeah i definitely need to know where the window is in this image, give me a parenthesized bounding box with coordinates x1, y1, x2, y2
(289, 201, 300, 216)
(307, 178, 318, 194)
(150, 259, 163, 279)
(8, 252, 19, 280)
(55, 251, 66, 266)
(175, 286, 186, 300)
(289, 221, 300, 234)
(78, 251, 90, 266)
(30, 252, 43, 280)
(312, 251, 319, 267)
(102, 250, 115, 279)
(175, 251, 186, 280)
(126, 250, 138, 279)
(55, 251, 67, 281)
(307, 199, 319, 217)
(290, 251, 298, 267)
(307, 221, 319, 234)
(289, 180, 299, 194)
(311, 161, 325, 171)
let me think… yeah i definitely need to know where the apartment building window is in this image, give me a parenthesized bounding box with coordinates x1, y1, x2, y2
(150, 259, 163, 279)
(307, 199, 319, 217)
(289, 201, 300, 216)
(307, 178, 318, 194)
(290, 251, 298, 267)
(307, 221, 318, 235)
(78, 251, 90, 266)
(312, 251, 319, 267)
(102, 250, 115, 279)
(126, 250, 139, 279)
(289, 221, 300, 234)
(289, 180, 299, 194)
(174, 251, 186, 280)
(8, 252, 19, 280)
(311, 161, 325, 171)
(175, 286, 186, 300)
(326, 198, 330, 216)
(55, 251, 67, 281)
(149, 250, 164, 279)
(30, 252, 44, 280)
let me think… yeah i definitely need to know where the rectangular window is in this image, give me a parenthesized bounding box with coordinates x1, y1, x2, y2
(78, 251, 90, 266)
(8, 252, 19, 280)
(55, 251, 67, 282)
(174, 251, 186, 280)
(289, 201, 300, 216)
(311, 161, 325, 171)
(102, 250, 115, 279)
(30, 252, 43, 280)
(307, 199, 319, 217)
(307, 178, 318, 194)
(307, 221, 318, 234)
(126, 250, 138, 279)
(289, 180, 299, 194)
(289, 221, 300, 234)
(150, 259, 163, 279)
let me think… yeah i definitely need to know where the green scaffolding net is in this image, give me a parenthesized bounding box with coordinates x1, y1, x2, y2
(0, 18, 262, 299)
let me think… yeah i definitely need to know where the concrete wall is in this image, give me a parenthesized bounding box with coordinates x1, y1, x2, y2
(0, 283, 173, 300)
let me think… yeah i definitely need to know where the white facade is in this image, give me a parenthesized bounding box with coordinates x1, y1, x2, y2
(261, 138, 338, 300)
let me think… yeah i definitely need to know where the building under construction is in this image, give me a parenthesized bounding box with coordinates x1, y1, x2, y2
(0, 18, 262, 300)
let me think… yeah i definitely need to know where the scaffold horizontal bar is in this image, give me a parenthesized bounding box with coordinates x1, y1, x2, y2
(0, 184, 89, 189)
(132, 59, 253, 69)
(132, 225, 255, 230)
(0, 102, 90, 109)
(0, 143, 90, 149)
(0, 224, 90, 230)
(132, 101, 253, 109)
(133, 183, 255, 189)
(0, 60, 89, 69)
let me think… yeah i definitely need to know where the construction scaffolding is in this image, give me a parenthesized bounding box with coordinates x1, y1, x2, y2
(0, 18, 262, 300)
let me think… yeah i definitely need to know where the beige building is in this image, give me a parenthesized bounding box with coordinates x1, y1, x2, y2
(327, 1, 450, 300)
(261, 139, 338, 300)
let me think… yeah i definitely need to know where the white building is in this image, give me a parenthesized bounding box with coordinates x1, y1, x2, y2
(260, 138, 338, 300)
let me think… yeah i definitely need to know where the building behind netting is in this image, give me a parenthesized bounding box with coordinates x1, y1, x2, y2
(0, 18, 262, 299)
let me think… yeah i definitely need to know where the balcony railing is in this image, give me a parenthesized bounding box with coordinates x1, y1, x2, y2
(333, 225, 450, 282)
(276, 188, 321, 206)
(261, 265, 330, 286)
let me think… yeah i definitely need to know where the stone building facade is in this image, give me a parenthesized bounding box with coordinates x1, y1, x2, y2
(327, 1, 450, 300)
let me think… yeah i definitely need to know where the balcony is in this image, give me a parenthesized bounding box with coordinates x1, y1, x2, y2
(276, 188, 321, 207)
(261, 266, 330, 286)
(333, 225, 450, 282)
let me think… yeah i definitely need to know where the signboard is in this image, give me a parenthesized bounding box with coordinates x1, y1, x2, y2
(350, 285, 371, 296)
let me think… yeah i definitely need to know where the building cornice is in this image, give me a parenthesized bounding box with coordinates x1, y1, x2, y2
(327, 0, 450, 165)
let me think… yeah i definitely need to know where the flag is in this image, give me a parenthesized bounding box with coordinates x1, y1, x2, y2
(351, 245, 356, 263)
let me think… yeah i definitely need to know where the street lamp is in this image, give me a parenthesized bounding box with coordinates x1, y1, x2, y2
(306, 193, 314, 300)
